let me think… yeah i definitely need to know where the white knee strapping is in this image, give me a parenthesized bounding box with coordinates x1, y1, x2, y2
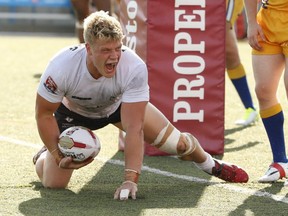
(159, 128, 181, 154)
(179, 133, 197, 156)
(153, 124, 169, 145)
(152, 124, 180, 155)
(152, 124, 198, 155)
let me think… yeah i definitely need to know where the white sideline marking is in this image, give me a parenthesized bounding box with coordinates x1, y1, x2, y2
(1, 135, 288, 204)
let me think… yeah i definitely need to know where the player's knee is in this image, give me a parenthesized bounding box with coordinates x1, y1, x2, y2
(178, 133, 200, 161)
(39, 155, 71, 189)
(177, 133, 198, 157)
(42, 179, 69, 189)
(151, 123, 197, 156)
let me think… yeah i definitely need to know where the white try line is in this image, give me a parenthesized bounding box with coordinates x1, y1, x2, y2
(1, 135, 288, 204)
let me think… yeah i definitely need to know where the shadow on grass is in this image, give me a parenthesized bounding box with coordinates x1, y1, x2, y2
(18, 151, 217, 216)
(224, 141, 260, 153)
(224, 124, 255, 137)
(229, 183, 288, 216)
(33, 73, 42, 82)
(224, 124, 261, 152)
(18, 124, 271, 215)
(18, 152, 288, 215)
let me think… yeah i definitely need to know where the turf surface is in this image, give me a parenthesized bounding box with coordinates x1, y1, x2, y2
(1, 33, 288, 215)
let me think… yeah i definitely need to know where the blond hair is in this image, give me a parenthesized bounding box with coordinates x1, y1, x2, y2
(83, 11, 124, 44)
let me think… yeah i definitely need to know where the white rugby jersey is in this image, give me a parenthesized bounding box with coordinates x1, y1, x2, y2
(38, 44, 149, 118)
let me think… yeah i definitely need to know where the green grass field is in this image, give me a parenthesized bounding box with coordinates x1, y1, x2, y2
(1, 33, 288, 216)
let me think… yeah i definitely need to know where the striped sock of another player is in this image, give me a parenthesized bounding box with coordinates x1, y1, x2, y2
(227, 63, 255, 110)
(261, 104, 288, 163)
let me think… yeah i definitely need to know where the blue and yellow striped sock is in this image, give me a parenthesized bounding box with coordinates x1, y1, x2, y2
(260, 104, 287, 163)
(227, 64, 255, 110)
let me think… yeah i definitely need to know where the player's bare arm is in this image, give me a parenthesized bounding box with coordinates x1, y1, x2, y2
(121, 101, 147, 173)
(114, 101, 147, 200)
(35, 94, 63, 163)
(36, 94, 93, 169)
(244, 0, 265, 51)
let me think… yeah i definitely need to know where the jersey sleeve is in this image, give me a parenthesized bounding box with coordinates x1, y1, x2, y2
(37, 61, 66, 103)
(121, 63, 150, 103)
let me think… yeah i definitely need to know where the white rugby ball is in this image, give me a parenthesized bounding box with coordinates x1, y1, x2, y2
(58, 126, 101, 162)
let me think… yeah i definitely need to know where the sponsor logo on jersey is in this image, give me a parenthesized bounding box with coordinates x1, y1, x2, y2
(72, 96, 92, 100)
(65, 117, 74, 123)
(43, 76, 57, 94)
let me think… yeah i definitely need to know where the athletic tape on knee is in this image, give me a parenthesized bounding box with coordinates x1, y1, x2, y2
(153, 124, 169, 145)
(178, 133, 197, 157)
(159, 128, 181, 154)
(152, 124, 180, 155)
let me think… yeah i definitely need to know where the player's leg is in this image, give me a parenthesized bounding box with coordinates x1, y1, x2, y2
(283, 57, 288, 186)
(252, 54, 288, 182)
(225, 22, 257, 125)
(33, 107, 77, 188)
(284, 56, 288, 101)
(33, 104, 85, 188)
(35, 149, 74, 188)
(70, 0, 90, 43)
(92, 0, 111, 14)
(143, 103, 249, 183)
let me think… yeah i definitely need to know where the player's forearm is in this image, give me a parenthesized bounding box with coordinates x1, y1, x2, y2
(244, 0, 258, 25)
(36, 116, 63, 163)
(124, 130, 144, 179)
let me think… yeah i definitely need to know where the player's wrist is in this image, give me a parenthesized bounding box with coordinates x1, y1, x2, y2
(50, 147, 64, 165)
(124, 168, 140, 183)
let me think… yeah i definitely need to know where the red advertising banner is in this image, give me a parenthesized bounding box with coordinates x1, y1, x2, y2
(120, 0, 225, 155)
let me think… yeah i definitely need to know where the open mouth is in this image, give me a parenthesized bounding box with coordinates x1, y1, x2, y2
(106, 63, 117, 73)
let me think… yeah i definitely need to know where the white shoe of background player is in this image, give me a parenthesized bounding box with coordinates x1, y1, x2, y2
(258, 162, 288, 183)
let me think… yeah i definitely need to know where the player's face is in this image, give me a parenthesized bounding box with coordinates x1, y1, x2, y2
(86, 39, 122, 79)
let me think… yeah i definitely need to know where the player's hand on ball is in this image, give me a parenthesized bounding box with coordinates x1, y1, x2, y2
(114, 181, 138, 200)
(58, 156, 94, 169)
